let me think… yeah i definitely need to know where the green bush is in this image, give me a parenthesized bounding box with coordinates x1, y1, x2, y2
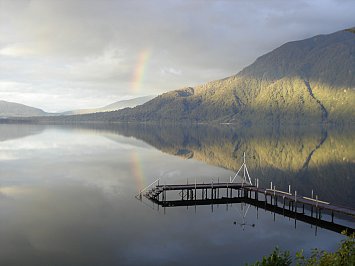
(248, 232, 354, 266)
(246, 247, 292, 266)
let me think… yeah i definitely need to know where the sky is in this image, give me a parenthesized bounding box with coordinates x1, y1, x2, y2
(0, 0, 354, 112)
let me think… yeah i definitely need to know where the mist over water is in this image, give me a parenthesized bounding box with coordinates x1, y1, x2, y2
(0, 123, 353, 265)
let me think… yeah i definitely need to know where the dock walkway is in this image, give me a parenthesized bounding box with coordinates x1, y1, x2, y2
(142, 182, 355, 218)
(137, 153, 354, 234)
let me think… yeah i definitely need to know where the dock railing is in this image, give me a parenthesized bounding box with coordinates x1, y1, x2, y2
(136, 178, 161, 199)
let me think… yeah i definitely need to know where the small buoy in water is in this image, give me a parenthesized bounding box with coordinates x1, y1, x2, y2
(233, 221, 236, 225)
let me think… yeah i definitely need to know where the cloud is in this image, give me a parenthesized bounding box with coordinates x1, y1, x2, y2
(0, 81, 120, 112)
(160, 67, 182, 76)
(65, 47, 129, 82)
(0, 0, 354, 111)
(0, 43, 37, 57)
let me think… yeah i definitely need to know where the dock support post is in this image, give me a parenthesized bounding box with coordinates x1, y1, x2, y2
(294, 218, 297, 229)
(331, 211, 334, 223)
(294, 191, 297, 213)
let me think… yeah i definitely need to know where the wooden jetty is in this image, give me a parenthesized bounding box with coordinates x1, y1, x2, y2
(140, 181, 355, 218)
(137, 153, 355, 234)
(137, 181, 355, 234)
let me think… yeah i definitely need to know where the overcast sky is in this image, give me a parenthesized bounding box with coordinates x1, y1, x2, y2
(0, 0, 354, 112)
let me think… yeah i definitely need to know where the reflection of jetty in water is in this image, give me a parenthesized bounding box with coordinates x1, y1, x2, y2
(137, 155, 355, 235)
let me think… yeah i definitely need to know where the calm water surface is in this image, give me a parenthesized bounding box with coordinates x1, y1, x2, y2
(0, 124, 354, 265)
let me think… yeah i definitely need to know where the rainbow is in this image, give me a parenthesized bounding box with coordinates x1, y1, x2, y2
(131, 49, 151, 93)
(130, 151, 146, 192)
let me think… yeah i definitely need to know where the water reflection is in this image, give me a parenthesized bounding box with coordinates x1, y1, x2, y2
(0, 123, 45, 141)
(65, 123, 355, 207)
(0, 123, 353, 266)
(144, 191, 354, 235)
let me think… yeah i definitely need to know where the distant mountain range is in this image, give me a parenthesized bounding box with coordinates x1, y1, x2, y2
(0, 100, 47, 117)
(3, 28, 355, 125)
(0, 96, 155, 118)
(61, 96, 155, 115)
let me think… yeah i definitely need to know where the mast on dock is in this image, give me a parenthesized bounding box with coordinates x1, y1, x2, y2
(230, 152, 252, 185)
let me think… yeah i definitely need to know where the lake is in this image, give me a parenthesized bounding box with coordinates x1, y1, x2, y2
(0, 123, 354, 265)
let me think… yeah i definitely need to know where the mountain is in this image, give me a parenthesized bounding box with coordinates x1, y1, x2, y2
(11, 28, 355, 125)
(0, 96, 155, 118)
(0, 100, 47, 117)
(61, 95, 155, 115)
(103, 28, 353, 125)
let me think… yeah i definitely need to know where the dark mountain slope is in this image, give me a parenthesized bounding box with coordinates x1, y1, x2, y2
(239, 28, 355, 87)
